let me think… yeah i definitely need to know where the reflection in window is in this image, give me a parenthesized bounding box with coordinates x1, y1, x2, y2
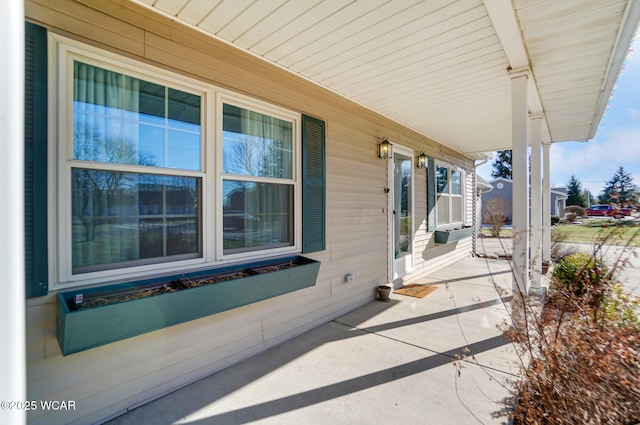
(436, 166, 448, 193)
(394, 154, 412, 259)
(451, 170, 461, 195)
(222, 104, 292, 178)
(73, 62, 202, 170)
(221, 102, 296, 255)
(222, 181, 292, 253)
(71, 169, 201, 273)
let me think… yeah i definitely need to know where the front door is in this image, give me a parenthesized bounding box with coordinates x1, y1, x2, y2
(389, 145, 414, 280)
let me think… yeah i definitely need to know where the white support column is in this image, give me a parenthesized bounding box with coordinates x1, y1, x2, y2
(530, 115, 543, 289)
(542, 143, 552, 264)
(510, 68, 530, 295)
(0, 2, 26, 425)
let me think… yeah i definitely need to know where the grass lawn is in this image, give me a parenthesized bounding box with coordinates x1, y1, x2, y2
(481, 218, 640, 247)
(553, 219, 640, 246)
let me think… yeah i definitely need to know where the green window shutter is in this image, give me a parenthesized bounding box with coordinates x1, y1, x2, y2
(25, 22, 49, 298)
(426, 157, 436, 232)
(301, 115, 326, 253)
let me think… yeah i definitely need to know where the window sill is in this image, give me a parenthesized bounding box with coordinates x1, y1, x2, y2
(433, 226, 473, 244)
(56, 255, 320, 356)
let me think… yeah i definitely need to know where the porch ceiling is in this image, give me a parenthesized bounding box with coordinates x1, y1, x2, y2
(132, 0, 640, 158)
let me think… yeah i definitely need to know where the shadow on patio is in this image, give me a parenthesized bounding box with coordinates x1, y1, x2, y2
(106, 257, 519, 425)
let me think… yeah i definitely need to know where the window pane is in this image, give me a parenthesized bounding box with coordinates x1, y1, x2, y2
(71, 169, 201, 273)
(451, 170, 461, 195)
(222, 180, 293, 253)
(437, 195, 449, 225)
(73, 61, 202, 170)
(436, 166, 448, 193)
(394, 154, 412, 259)
(452, 196, 463, 223)
(222, 104, 293, 178)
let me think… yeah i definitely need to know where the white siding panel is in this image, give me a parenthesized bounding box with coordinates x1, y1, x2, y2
(197, 0, 253, 36)
(216, 0, 287, 42)
(267, 0, 388, 63)
(177, 0, 222, 25)
(250, 0, 351, 56)
(153, 0, 189, 16)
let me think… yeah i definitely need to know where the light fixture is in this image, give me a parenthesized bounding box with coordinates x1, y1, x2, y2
(417, 151, 427, 168)
(378, 137, 392, 159)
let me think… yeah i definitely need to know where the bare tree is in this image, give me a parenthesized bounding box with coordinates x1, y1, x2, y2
(483, 197, 510, 237)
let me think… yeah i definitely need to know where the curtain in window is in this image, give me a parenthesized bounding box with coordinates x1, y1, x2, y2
(222, 104, 292, 178)
(73, 62, 140, 163)
(222, 104, 294, 253)
(73, 63, 141, 269)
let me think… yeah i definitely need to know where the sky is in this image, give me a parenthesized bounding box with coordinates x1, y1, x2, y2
(477, 32, 640, 199)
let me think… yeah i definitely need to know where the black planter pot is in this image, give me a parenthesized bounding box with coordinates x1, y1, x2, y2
(377, 285, 392, 301)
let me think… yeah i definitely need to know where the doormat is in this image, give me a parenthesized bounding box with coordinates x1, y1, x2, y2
(394, 284, 437, 298)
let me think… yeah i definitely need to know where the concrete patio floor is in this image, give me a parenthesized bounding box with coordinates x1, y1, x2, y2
(106, 256, 521, 425)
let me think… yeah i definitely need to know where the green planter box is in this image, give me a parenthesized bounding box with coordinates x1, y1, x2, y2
(434, 226, 473, 244)
(57, 255, 320, 356)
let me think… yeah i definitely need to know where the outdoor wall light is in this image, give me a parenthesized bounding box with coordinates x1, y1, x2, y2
(378, 137, 392, 159)
(417, 151, 427, 168)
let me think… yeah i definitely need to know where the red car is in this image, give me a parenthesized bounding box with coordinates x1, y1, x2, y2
(585, 205, 632, 218)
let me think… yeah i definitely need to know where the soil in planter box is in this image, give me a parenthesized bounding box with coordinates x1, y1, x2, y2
(73, 282, 182, 310)
(178, 270, 254, 288)
(251, 260, 298, 274)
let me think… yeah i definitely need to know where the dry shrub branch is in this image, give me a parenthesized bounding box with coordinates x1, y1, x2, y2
(502, 224, 640, 425)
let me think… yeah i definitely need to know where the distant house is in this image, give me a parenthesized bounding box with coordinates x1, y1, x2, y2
(475, 175, 494, 230)
(481, 178, 567, 223)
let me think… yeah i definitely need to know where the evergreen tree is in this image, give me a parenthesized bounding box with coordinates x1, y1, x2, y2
(566, 175, 588, 208)
(491, 150, 512, 179)
(598, 167, 638, 206)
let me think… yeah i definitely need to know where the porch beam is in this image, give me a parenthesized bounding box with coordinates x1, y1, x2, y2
(0, 1, 26, 424)
(530, 114, 543, 289)
(509, 68, 530, 295)
(542, 143, 552, 264)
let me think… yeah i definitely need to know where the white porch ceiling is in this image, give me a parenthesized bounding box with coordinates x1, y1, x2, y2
(132, 0, 640, 158)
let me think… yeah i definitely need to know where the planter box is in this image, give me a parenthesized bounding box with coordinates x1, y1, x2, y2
(57, 255, 320, 356)
(434, 226, 473, 244)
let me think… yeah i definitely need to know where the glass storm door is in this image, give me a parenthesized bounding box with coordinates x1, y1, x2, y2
(390, 146, 414, 280)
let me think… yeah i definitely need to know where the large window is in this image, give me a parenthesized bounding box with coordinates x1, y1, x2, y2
(54, 38, 302, 287)
(436, 163, 464, 226)
(222, 104, 295, 253)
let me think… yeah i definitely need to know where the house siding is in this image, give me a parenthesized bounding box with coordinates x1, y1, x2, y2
(25, 1, 474, 424)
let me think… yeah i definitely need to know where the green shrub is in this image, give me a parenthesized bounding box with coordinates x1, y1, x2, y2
(551, 252, 608, 297)
(600, 284, 640, 330)
(550, 215, 560, 226)
(563, 205, 586, 223)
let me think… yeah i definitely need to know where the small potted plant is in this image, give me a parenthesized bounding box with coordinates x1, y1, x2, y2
(377, 285, 392, 301)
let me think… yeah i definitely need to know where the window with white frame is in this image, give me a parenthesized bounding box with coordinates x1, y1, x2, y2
(435, 163, 464, 226)
(221, 103, 295, 254)
(54, 37, 301, 286)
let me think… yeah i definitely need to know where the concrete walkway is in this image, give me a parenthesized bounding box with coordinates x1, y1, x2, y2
(106, 257, 520, 425)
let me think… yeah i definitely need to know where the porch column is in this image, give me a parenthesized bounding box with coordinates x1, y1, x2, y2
(542, 143, 552, 264)
(529, 114, 543, 289)
(509, 68, 530, 295)
(0, 1, 26, 425)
